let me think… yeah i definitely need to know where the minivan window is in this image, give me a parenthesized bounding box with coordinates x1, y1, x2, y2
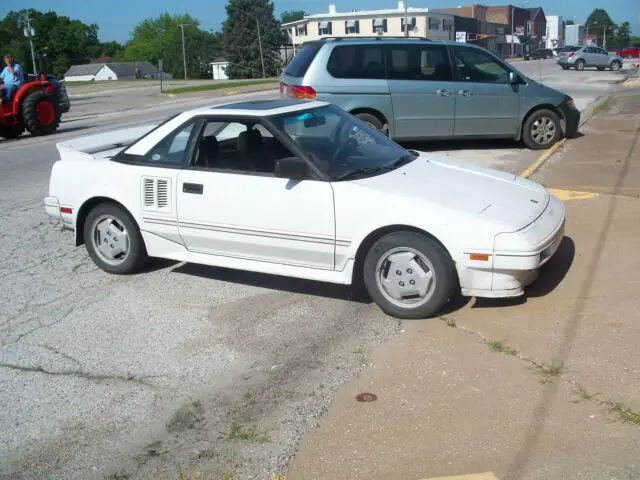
(284, 43, 323, 77)
(451, 46, 511, 83)
(327, 45, 386, 79)
(386, 44, 452, 81)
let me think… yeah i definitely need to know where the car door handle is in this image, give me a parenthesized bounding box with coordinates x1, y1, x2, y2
(459, 89, 473, 97)
(182, 182, 203, 194)
(436, 89, 451, 97)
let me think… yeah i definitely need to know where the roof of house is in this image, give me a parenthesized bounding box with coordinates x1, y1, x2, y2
(64, 64, 103, 77)
(527, 7, 545, 21)
(281, 6, 453, 26)
(64, 61, 157, 78)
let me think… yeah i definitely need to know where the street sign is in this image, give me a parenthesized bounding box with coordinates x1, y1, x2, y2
(456, 31, 466, 43)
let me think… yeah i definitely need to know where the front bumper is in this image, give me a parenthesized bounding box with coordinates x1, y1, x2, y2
(558, 100, 581, 139)
(460, 193, 566, 298)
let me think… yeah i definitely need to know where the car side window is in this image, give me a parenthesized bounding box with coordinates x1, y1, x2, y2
(141, 120, 197, 167)
(191, 119, 294, 176)
(451, 45, 511, 83)
(386, 44, 452, 81)
(326, 45, 385, 79)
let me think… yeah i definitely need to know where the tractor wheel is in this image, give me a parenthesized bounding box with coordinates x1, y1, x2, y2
(0, 124, 23, 139)
(22, 91, 61, 136)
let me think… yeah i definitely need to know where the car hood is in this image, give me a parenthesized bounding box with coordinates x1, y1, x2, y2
(351, 153, 550, 232)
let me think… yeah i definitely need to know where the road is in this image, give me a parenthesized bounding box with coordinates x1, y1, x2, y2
(0, 59, 635, 479)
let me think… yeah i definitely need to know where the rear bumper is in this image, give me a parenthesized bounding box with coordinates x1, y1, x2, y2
(44, 196, 74, 229)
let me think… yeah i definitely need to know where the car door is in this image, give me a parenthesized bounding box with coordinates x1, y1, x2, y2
(450, 45, 520, 137)
(176, 116, 336, 270)
(385, 42, 456, 140)
(594, 47, 610, 67)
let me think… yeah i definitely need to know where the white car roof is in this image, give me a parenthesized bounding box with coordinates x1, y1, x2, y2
(186, 99, 331, 118)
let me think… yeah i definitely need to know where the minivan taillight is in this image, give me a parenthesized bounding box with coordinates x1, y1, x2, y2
(569, 52, 575, 58)
(288, 85, 317, 99)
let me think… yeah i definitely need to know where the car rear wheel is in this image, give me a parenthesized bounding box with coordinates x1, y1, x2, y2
(83, 203, 148, 274)
(22, 91, 61, 136)
(363, 231, 456, 319)
(610, 60, 622, 71)
(522, 109, 562, 150)
(561, 65, 569, 70)
(575, 60, 586, 71)
(354, 112, 384, 132)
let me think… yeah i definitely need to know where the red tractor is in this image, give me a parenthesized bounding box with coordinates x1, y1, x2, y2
(0, 79, 61, 139)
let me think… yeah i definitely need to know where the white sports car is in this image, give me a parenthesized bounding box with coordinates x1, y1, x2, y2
(44, 99, 565, 319)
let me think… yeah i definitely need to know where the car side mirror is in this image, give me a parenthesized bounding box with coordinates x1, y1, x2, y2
(509, 71, 518, 84)
(275, 157, 309, 180)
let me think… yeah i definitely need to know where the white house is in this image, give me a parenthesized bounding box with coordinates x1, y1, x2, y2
(282, 1, 456, 45)
(545, 15, 564, 49)
(63, 62, 170, 82)
(210, 58, 229, 80)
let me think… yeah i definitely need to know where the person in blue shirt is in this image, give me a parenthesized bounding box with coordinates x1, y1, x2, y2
(0, 55, 25, 104)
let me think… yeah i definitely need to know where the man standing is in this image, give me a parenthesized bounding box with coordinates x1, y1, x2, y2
(0, 55, 25, 104)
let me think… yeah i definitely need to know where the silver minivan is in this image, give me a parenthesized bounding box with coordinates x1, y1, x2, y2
(280, 37, 580, 150)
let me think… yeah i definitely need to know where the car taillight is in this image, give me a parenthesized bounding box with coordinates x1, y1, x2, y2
(287, 85, 316, 99)
(279, 81, 285, 93)
(569, 52, 575, 58)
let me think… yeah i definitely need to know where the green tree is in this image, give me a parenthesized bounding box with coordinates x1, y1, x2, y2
(280, 10, 306, 24)
(585, 9, 616, 47)
(612, 21, 631, 50)
(100, 40, 124, 58)
(564, 19, 574, 26)
(222, 0, 282, 79)
(120, 13, 221, 79)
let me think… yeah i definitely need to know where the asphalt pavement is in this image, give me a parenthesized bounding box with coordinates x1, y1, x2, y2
(0, 58, 636, 479)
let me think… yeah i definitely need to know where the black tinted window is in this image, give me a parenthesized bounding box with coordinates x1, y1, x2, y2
(327, 45, 385, 79)
(285, 43, 322, 77)
(386, 44, 452, 81)
(451, 46, 511, 83)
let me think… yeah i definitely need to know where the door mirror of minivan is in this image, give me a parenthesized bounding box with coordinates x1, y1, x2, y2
(275, 157, 309, 180)
(509, 71, 519, 84)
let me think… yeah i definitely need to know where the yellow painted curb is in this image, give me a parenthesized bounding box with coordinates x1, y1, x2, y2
(520, 139, 566, 178)
(623, 78, 640, 86)
(547, 188, 599, 200)
(417, 473, 499, 480)
(225, 90, 238, 95)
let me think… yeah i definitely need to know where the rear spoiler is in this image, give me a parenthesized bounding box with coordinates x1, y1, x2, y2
(56, 124, 157, 161)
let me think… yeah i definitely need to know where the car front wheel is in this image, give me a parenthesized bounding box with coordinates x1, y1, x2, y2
(522, 109, 562, 150)
(610, 60, 622, 71)
(83, 203, 148, 274)
(363, 231, 456, 319)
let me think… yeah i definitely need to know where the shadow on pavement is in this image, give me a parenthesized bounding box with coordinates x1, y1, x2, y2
(471, 235, 575, 309)
(402, 137, 524, 152)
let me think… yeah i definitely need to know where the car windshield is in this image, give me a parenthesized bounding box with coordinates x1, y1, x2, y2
(270, 104, 416, 181)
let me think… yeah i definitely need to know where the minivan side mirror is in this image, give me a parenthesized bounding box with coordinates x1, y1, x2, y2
(275, 157, 309, 180)
(509, 71, 519, 84)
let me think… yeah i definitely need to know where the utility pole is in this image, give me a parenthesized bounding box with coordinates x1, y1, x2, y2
(404, 0, 409, 37)
(22, 12, 38, 75)
(256, 20, 266, 78)
(178, 23, 191, 80)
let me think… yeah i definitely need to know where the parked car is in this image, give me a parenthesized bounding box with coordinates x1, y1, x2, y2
(280, 37, 580, 150)
(43, 99, 566, 320)
(557, 45, 624, 71)
(531, 48, 554, 59)
(616, 44, 640, 59)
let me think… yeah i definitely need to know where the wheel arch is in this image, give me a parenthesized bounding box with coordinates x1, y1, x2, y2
(349, 107, 389, 127)
(518, 103, 565, 141)
(350, 224, 458, 287)
(75, 196, 141, 247)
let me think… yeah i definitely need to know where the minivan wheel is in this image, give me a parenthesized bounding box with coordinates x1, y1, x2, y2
(610, 60, 622, 71)
(575, 60, 586, 71)
(522, 109, 562, 150)
(363, 231, 456, 320)
(354, 112, 384, 132)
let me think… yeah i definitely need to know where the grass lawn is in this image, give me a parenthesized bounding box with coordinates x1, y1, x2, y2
(163, 78, 279, 94)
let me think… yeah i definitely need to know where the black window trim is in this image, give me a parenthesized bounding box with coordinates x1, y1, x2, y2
(184, 113, 330, 182)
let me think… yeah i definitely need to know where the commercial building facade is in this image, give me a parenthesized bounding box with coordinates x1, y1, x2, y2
(565, 24, 585, 46)
(545, 15, 565, 49)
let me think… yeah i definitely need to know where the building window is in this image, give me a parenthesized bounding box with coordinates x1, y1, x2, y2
(442, 19, 454, 31)
(401, 17, 417, 33)
(496, 27, 505, 34)
(318, 21, 332, 36)
(345, 19, 360, 34)
(296, 24, 307, 36)
(372, 18, 388, 34)
(428, 18, 440, 30)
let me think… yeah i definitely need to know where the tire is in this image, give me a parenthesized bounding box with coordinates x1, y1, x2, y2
(575, 59, 586, 71)
(597, 67, 605, 71)
(21, 90, 61, 136)
(610, 60, 622, 71)
(522, 108, 562, 150)
(354, 112, 384, 132)
(561, 65, 569, 70)
(0, 124, 23, 139)
(83, 203, 148, 274)
(362, 231, 456, 319)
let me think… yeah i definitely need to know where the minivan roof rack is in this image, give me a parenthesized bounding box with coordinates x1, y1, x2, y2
(317, 36, 432, 42)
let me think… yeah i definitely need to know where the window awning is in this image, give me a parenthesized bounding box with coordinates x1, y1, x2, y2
(346, 19, 357, 28)
(373, 18, 385, 27)
(319, 21, 329, 29)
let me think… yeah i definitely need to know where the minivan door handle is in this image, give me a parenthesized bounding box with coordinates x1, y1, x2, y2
(182, 182, 203, 194)
(459, 89, 473, 97)
(436, 89, 451, 97)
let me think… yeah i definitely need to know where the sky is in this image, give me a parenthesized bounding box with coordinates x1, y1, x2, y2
(2, 0, 638, 43)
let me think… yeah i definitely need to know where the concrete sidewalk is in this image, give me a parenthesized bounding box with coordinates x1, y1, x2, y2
(286, 92, 640, 480)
